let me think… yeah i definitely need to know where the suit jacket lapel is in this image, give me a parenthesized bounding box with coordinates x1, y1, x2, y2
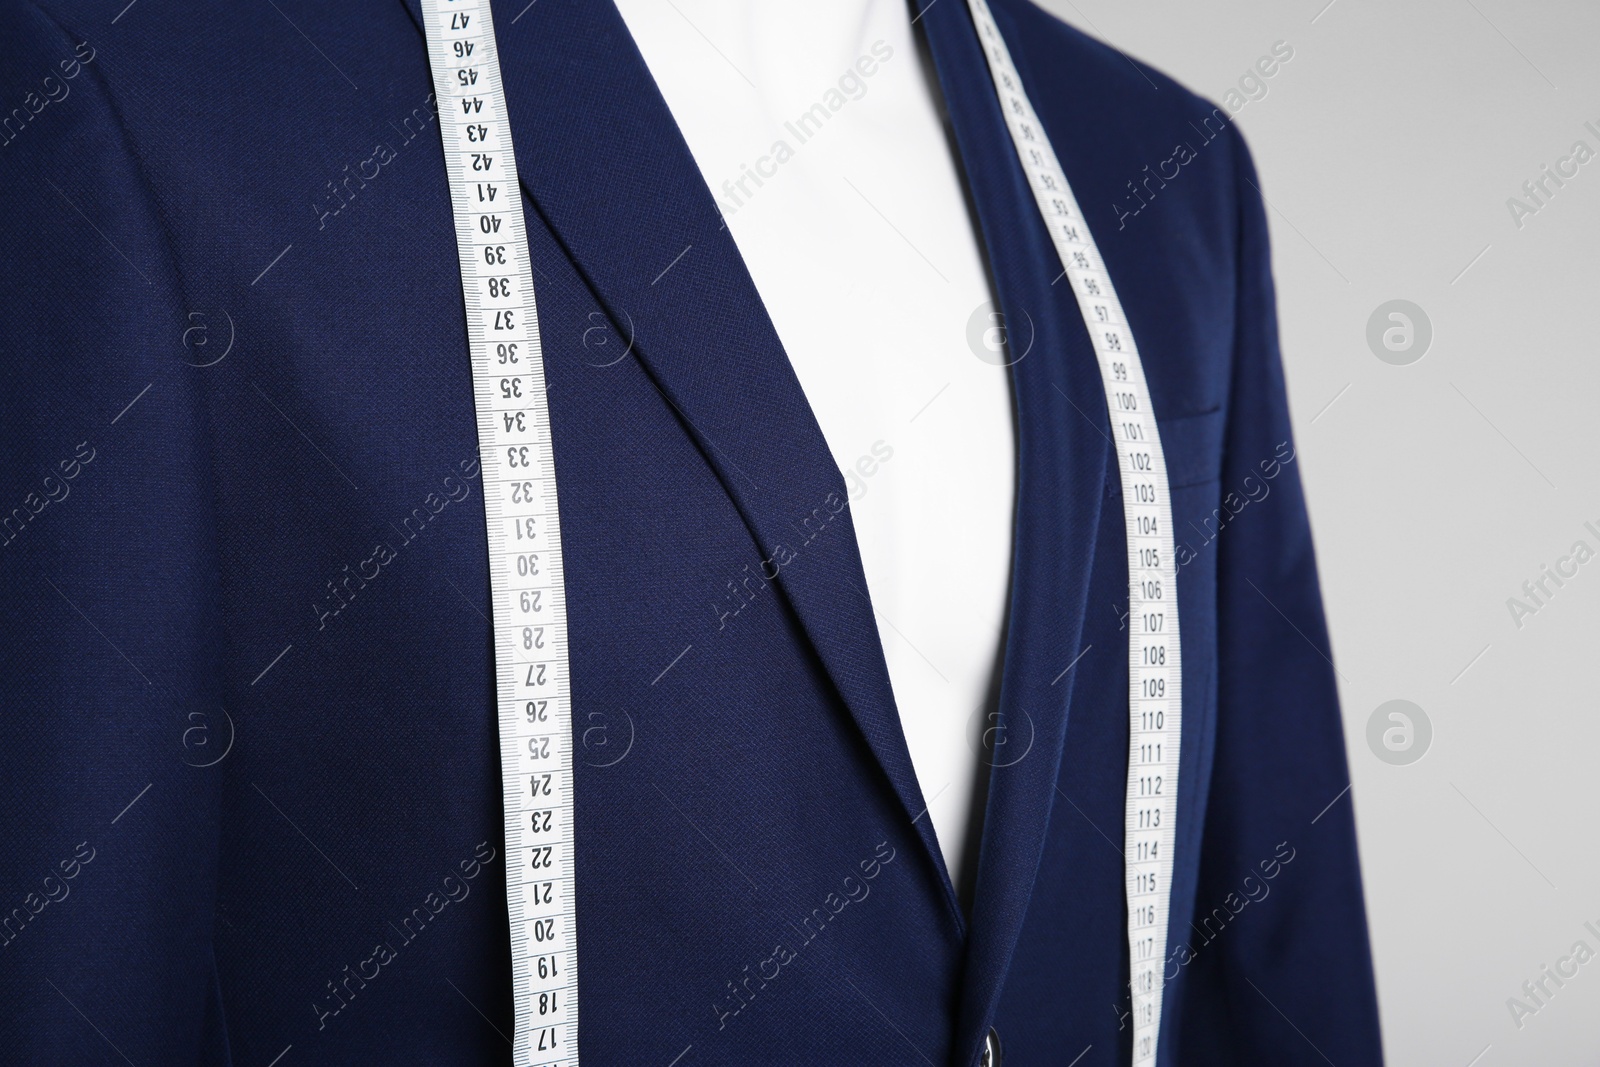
(917, 0, 1115, 1060)
(397, 0, 958, 913)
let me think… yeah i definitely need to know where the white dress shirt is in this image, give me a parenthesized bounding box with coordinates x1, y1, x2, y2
(614, 0, 1017, 903)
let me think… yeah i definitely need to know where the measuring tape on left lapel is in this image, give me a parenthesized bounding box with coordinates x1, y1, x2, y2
(420, 0, 580, 1063)
(963, 2, 1183, 1063)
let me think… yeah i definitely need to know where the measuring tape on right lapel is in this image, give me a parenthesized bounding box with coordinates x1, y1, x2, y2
(420, 0, 580, 1063)
(963, 2, 1183, 1062)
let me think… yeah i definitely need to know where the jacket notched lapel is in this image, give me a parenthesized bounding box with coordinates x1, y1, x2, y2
(397, 0, 962, 921)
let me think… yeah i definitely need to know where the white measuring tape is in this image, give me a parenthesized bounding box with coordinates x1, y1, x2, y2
(963, 1, 1183, 1062)
(420, 1, 579, 1063)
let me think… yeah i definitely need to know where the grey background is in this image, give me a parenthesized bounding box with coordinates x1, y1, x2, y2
(1031, 0, 1600, 1063)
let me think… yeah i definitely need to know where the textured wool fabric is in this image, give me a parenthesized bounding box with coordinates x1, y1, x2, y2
(0, 0, 1382, 1065)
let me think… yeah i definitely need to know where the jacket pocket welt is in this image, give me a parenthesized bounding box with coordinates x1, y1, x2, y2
(1157, 407, 1224, 489)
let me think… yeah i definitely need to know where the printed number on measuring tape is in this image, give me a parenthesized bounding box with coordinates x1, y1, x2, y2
(420, 1, 580, 1063)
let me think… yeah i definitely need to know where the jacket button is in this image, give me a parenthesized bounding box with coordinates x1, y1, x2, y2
(979, 1027, 1002, 1067)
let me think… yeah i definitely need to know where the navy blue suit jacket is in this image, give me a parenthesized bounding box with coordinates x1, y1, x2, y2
(0, 0, 1383, 1063)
